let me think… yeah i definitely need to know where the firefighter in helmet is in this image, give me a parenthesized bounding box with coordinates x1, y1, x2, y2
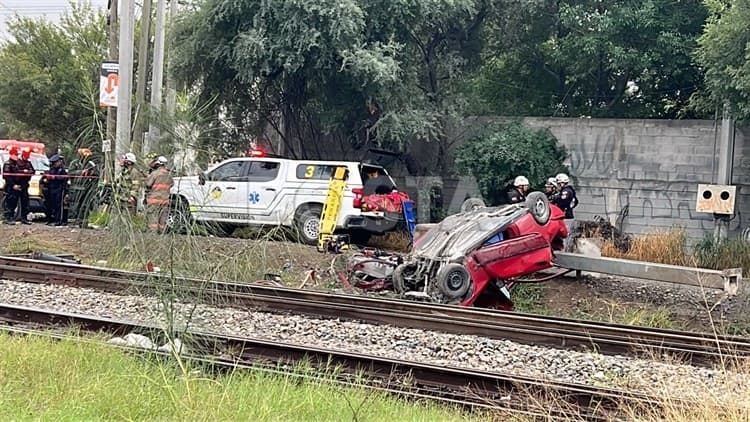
(115, 152, 145, 214)
(145, 155, 173, 233)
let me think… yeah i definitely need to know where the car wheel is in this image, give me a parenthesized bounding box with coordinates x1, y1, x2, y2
(525, 191, 550, 225)
(436, 263, 471, 299)
(167, 201, 191, 233)
(460, 197, 486, 213)
(392, 262, 418, 293)
(295, 205, 322, 245)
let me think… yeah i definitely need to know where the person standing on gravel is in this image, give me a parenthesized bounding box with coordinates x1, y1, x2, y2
(6, 148, 36, 225)
(553, 173, 578, 251)
(3, 146, 22, 224)
(145, 156, 173, 233)
(68, 148, 99, 227)
(115, 152, 145, 215)
(42, 154, 68, 226)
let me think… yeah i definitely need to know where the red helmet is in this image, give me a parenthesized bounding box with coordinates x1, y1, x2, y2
(20, 149, 31, 160)
(7, 146, 18, 156)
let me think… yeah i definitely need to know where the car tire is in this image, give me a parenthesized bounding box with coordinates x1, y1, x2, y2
(525, 191, 550, 225)
(460, 197, 486, 213)
(295, 205, 322, 245)
(392, 262, 418, 293)
(436, 263, 471, 299)
(167, 200, 191, 234)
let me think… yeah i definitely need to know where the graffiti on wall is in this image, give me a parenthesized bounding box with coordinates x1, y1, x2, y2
(579, 179, 747, 234)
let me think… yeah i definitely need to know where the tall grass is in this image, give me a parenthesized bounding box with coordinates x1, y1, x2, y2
(694, 237, 750, 275)
(0, 333, 477, 421)
(601, 228, 690, 266)
(600, 226, 750, 274)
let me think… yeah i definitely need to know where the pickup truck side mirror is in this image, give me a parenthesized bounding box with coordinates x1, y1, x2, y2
(198, 171, 206, 186)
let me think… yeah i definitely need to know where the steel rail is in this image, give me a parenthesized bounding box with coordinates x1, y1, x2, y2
(1, 255, 748, 367)
(0, 303, 669, 421)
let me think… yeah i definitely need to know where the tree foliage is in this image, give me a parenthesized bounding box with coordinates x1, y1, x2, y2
(170, 0, 490, 173)
(471, 0, 708, 119)
(0, 3, 108, 148)
(695, 0, 750, 119)
(455, 121, 569, 205)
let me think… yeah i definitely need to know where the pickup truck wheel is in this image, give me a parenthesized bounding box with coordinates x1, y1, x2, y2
(295, 206, 322, 245)
(436, 263, 471, 299)
(167, 201, 190, 234)
(525, 191, 550, 225)
(348, 230, 372, 246)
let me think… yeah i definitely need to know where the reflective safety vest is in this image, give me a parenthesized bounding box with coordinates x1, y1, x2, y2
(145, 167, 173, 205)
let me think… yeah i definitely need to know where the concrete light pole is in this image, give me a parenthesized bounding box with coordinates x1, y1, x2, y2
(145, 0, 166, 155)
(115, 0, 136, 166)
(133, 0, 153, 154)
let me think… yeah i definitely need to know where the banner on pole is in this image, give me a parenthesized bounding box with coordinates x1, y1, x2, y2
(99, 61, 119, 107)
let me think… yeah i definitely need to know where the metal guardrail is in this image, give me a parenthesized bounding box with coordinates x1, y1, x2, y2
(553, 252, 742, 295)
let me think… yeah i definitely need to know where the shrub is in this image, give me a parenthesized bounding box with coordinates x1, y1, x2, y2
(455, 120, 570, 205)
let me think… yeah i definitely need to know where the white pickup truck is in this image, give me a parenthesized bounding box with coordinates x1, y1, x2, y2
(169, 154, 407, 244)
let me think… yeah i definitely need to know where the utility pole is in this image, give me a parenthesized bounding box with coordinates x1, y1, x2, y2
(715, 101, 735, 241)
(145, 0, 166, 155)
(105, 0, 119, 184)
(165, 0, 179, 116)
(116, 0, 136, 165)
(132, 0, 153, 155)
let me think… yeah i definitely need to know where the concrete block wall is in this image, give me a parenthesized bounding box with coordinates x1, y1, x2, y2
(312, 116, 749, 241)
(518, 118, 749, 242)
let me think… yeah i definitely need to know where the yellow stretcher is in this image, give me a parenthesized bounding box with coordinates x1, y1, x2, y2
(317, 166, 349, 252)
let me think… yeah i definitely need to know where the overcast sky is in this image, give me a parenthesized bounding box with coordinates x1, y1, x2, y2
(0, 0, 110, 39)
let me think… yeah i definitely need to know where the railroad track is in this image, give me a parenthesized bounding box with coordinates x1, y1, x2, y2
(0, 303, 671, 420)
(1, 254, 749, 367)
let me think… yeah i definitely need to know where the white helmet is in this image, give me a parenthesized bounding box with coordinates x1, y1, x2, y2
(513, 175, 530, 187)
(556, 173, 570, 184)
(123, 152, 137, 164)
(546, 177, 557, 186)
(156, 155, 168, 165)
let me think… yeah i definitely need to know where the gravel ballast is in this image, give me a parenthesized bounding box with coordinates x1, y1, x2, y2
(1, 279, 748, 401)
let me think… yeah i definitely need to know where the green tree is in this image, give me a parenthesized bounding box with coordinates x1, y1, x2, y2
(472, 0, 708, 119)
(0, 2, 108, 150)
(170, 0, 489, 175)
(695, 0, 750, 119)
(455, 121, 569, 205)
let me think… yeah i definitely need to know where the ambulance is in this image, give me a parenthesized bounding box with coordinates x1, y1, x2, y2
(0, 140, 50, 215)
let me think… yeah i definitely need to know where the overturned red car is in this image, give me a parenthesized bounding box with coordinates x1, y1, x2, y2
(349, 192, 568, 310)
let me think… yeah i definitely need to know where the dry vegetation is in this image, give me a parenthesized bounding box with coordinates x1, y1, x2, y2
(596, 226, 750, 275)
(601, 228, 691, 266)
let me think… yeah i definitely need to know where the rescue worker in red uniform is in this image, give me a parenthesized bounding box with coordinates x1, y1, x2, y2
(145, 156, 173, 233)
(507, 176, 530, 203)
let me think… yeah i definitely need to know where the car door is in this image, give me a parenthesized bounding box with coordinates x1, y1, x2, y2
(200, 160, 250, 220)
(246, 159, 283, 222)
